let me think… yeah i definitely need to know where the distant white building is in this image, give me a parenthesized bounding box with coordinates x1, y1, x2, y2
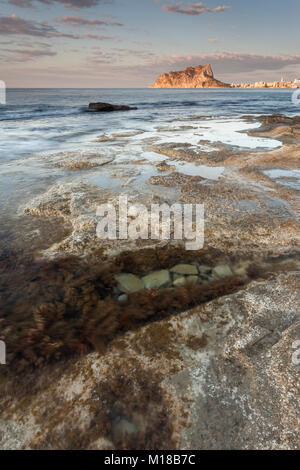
(293, 79, 300, 88)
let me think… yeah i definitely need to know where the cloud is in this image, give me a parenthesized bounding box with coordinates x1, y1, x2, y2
(3, 52, 300, 88)
(8, 0, 34, 7)
(9, 0, 109, 9)
(93, 52, 300, 85)
(162, 2, 229, 15)
(83, 34, 118, 40)
(0, 47, 57, 62)
(89, 47, 158, 64)
(208, 38, 219, 43)
(56, 16, 123, 27)
(0, 14, 80, 38)
(0, 14, 120, 45)
(145, 52, 300, 82)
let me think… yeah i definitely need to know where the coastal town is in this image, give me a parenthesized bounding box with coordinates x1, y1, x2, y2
(231, 77, 300, 88)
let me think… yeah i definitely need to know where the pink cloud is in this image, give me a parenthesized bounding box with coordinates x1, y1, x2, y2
(1, 47, 57, 62)
(0, 14, 80, 38)
(162, 2, 229, 15)
(56, 16, 123, 27)
(83, 33, 118, 40)
(9, 0, 107, 8)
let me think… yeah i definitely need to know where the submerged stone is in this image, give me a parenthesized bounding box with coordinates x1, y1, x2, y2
(170, 264, 198, 275)
(199, 276, 213, 284)
(115, 273, 144, 293)
(173, 277, 186, 287)
(212, 264, 233, 279)
(186, 275, 199, 285)
(198, 265, 212, 274)
(112, 418, 138, 442)
(142, 270, 171, 289)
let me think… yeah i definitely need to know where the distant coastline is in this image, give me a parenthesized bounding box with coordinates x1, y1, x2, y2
(231, 77, 300, 89)
(150, 63, 300, 89)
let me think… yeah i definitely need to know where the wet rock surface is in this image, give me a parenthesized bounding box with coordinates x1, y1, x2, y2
(115, 273, 144, 293)
(171, 264, 198, 275)
(44, 149, 115, 170)
(88, 102, 138, 112)
(212, 264, 233, 279)
(1, 114, 300, 450)
(0, 272, 299, 449)
(142, 270, 171, 289)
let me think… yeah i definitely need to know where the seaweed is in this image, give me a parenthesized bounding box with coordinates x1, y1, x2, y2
(0, 249, 245, 371)
(27, 360, 179, 450)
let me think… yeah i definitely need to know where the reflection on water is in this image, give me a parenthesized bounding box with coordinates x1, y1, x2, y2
(174, 162, 224, 180)
(264, 169, 300, 190)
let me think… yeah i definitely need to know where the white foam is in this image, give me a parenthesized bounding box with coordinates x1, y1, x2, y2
(128, 118, 281, 150)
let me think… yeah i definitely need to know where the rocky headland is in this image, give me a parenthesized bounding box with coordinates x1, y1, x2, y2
(150, 64, 230, 88)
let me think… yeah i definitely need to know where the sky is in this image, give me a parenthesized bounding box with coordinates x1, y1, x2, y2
(0, 0, 300, 87)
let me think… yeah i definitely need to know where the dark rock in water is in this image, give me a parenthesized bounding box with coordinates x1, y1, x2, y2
(88, 102, 137, 112)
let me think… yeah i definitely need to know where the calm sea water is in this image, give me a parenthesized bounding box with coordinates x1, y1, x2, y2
(0, 88, 296, 161)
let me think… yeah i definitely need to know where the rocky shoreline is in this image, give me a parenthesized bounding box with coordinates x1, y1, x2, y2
(0, 113, 299, 450)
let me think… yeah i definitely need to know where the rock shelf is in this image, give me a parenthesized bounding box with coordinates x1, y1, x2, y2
(1, 114, 299, 450)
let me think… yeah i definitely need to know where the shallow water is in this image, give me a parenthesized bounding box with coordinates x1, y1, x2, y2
(174, 162, 224, 180)
(0, 88, 293, 162)
(264, 169, 300, 179)
(264, 169, 300, 190)
(0, 88, 297, 254)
